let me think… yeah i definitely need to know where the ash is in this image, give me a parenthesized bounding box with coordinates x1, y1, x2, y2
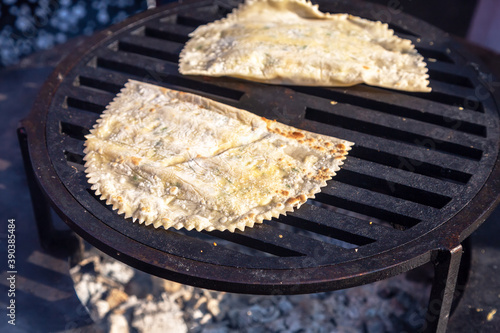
(70, 247, 432, 333)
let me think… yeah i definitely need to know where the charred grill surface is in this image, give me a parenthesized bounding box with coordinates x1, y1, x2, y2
(23, 0, 500, 294)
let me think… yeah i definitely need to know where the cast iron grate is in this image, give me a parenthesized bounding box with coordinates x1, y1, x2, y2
(22, 0, 499, 302)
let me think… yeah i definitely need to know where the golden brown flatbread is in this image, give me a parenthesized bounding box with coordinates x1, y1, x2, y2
(83, 80, 352, 232)
(179, 0, 431, 92)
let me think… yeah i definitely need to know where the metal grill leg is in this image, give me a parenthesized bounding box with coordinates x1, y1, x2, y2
(423, 244, 463, 333)
(17, 127, 83, 260)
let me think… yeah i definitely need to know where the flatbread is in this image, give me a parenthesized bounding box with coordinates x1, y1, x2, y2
(83, 80, 352, 232)
(179, 0, 431, 92)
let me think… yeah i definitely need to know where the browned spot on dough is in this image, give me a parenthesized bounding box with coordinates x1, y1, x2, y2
(290, 131, 305, 139)
(261, 117, 276, 126)
(337, 143, 346, 150)
(131, 157, 142, 165)
(280, 190, 290, 196)
(286, 197, 300, 206)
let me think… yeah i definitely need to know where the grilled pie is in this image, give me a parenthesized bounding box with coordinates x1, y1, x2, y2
(179, 0, 431, 92)
(83, 80, 352, 232)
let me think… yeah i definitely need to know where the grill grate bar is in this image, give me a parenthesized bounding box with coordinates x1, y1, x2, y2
(304, 107, 484, 161)
(397, 81, 484, 113)
(57, 106, 100, 129)
(94, 52, 245, 101)
(343, 156, 463, 196)
(426, 60, 475, 85)
(417, 47, 454, 64)
(428, 68, 474, 89)
(77, 76, 123, 95)
(302, 121, 482, 175)
(77, 67, 131, 93)
(60, 135, 85, 156)
(63, 85, 114, 110)
(203, 223, 348, 258)
(81, 183, 359, 268)
(282, 203, 389, 243)
(348, 146, 472, 184)
(292, 86, 486, 137)
(321, 182, 434, 224)
(81, 188, 305, 267)
(201, 228, 307, 258)
(173, 4, 231, 25)
(118, 34, 183, 63)
(117, 40, 179, 64)
(335, 169, 451, 208)
(141, 22, 194, 44)
(312, 192, 421, 231)
(175, 15, 212, 27)
(65, 96, 106, 114)
(60, 122, 90, 141)
(64, 151, 86, 171)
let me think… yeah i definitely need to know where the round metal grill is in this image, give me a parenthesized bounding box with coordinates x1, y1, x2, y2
(22, 0, 500, 296)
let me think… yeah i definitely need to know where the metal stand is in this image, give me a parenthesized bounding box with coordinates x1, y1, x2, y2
(17, 127, 84, 262)
(424, 245, 463, 333)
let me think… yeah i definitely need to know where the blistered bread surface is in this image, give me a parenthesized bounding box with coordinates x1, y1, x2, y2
(179, 0, 431, 92)
(83, 80, 353, 232)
